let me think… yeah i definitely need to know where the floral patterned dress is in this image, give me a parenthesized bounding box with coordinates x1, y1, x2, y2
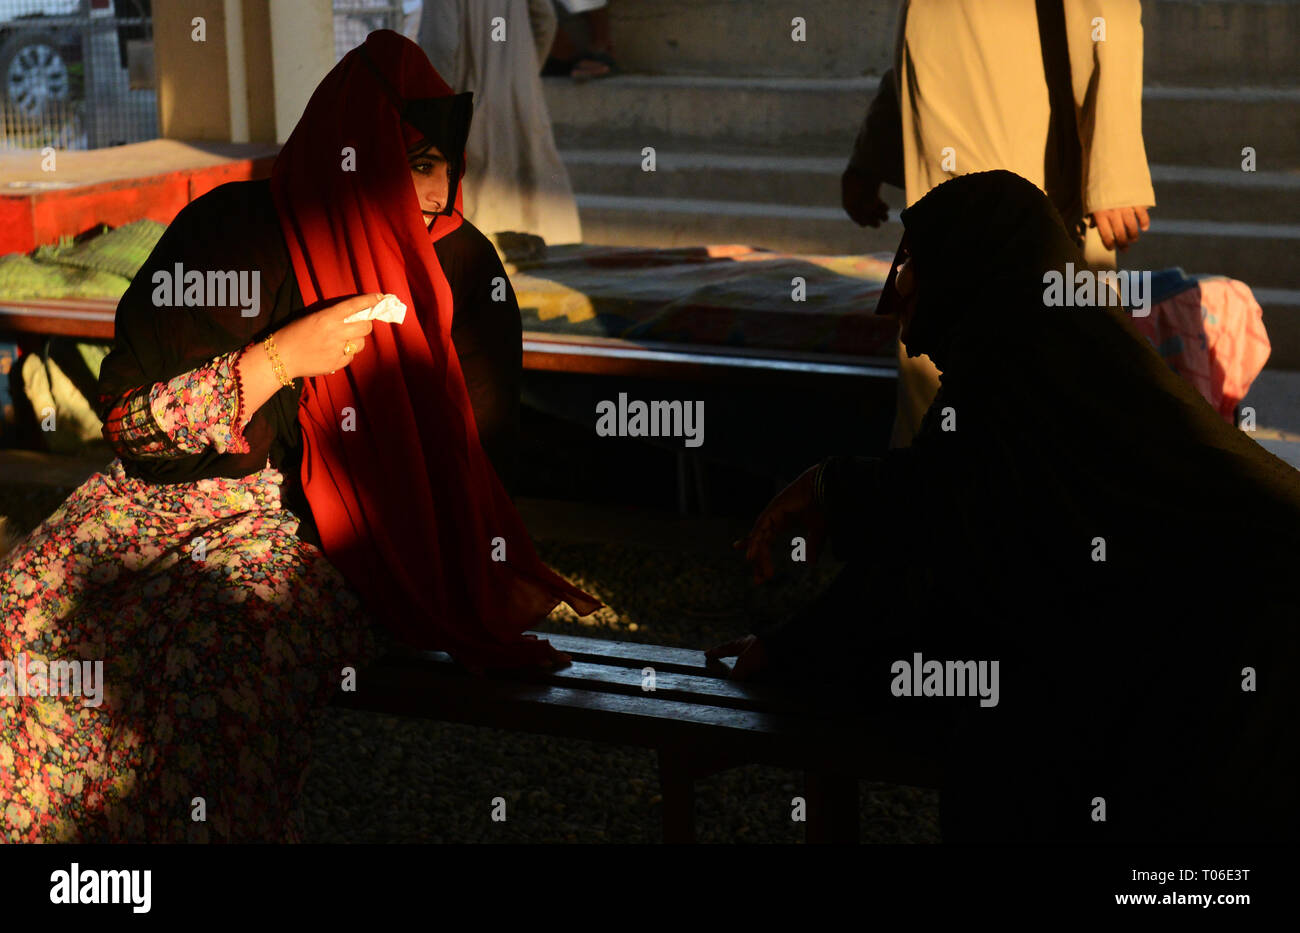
(0, 348, 381, 843)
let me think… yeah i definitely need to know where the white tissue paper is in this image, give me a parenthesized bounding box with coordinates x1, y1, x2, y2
(343, 293, 407, 325)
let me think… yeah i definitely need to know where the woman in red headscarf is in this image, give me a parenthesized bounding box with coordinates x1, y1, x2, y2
(0, 30, 598, 843)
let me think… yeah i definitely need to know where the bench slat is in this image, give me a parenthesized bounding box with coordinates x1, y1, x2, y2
(337, 655, 944, 785)
(389, 632, 713, 674)
(531, 632, 717, 673)
(374, 650, 816, 716)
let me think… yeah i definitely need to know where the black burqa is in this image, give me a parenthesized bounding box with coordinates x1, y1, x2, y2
(760, 171, 1299, 844)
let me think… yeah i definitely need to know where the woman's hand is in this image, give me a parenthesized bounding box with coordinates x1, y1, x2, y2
(736, 465, 826, 584)
(272, 293, 382, 379)
(705, 634, 769, 681)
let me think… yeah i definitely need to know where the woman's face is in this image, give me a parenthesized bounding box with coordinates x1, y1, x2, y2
(409, 143, 451, 228)
(894, 250, 919, 345)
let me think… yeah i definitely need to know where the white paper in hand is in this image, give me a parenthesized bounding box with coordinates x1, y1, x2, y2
(343, 293, 407, 325)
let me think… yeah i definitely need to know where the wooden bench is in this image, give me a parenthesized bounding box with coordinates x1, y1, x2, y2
(335, 631, 944, 843)
(0, 298, 897, 388)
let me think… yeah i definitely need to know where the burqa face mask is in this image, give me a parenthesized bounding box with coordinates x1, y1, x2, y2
(874, 232, 912, 318)
(358, 43, 473, 218)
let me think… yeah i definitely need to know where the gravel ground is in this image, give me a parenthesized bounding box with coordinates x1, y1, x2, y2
(1, 483, 941, 843)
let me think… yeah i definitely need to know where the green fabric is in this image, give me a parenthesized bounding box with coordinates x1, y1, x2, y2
(0, 253, 132, 299)
(31, 219, 166, 280)
(0, 219, 165, 299)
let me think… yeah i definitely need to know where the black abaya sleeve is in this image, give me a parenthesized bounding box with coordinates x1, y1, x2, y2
(751, 449, 924, 665)
(749, 388, 987, 675)
(95, 179, 305, 486)
(819, 452, 916, 563)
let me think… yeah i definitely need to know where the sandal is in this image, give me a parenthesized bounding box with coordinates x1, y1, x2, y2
(571, 49, 618, 82)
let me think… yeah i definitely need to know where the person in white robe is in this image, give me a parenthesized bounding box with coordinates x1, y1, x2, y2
(844, 0, 1156, 445)
(418, 0, 583, 247)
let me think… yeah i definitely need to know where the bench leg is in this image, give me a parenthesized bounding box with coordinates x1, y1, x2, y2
(657, 747, 696, 844)
(804, 771, 859, 844)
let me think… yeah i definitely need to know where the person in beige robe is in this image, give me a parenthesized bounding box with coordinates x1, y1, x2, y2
(844, 0, 1156, 445)
(418, 0, 583, 247)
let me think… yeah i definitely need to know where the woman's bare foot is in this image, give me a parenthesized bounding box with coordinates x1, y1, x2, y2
(571, 55, 612, 80)
(545, 8, 616, 80)
(579, 9, 615, 79)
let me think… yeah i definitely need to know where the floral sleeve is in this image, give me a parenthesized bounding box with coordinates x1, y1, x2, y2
(100, 348, 252, 459)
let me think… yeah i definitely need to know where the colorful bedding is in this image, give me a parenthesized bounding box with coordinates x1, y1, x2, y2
(507, 244, 899, 356)
(1133, 268, 1270, 422)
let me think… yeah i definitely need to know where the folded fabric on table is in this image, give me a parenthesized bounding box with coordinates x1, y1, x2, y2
(0, 219, 165, 299)
(507, 243, 899, 356)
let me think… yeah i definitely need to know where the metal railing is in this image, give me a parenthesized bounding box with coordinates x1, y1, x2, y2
(334, 0, 412, 62)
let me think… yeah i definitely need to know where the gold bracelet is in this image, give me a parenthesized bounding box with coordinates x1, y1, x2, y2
(262, 335, 296, 389)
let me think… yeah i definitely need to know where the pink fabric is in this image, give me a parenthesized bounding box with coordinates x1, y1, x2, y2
(1132, 278, 1270, 422)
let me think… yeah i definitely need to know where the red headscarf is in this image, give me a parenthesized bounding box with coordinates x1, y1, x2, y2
(270, 30, 601, 668)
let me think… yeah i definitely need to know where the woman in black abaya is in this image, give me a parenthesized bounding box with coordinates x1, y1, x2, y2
(709, 170, 1299, 844)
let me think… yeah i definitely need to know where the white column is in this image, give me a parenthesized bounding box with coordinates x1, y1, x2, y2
(223, 0, 249, 142)
(267, 0, 336, 144)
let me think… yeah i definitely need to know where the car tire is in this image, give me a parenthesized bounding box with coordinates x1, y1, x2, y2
(0, 30, 72, 123)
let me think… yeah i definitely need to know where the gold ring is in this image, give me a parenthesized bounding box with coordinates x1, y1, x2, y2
(343, 340, 355, 355)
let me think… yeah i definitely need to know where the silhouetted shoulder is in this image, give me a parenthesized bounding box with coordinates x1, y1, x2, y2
(179, 178, 277, 225)
(434, 220, 514, 319)
(434, 219, 504, 272)
(151, 179, 288, 271)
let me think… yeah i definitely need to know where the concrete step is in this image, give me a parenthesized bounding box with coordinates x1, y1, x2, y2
(545, 75, 869, 158)
(574, 191, 901, 253)
(1143, 0, 1300, 88)
(606, 0, 893, 80)
(571, 191, 1300, 285)
(1148, 165, 1300, 223)
(606, 0, 1300, 87)
(1242, 369, 1300, 434)
(544, 77, 1300, 168)
(1144, 85, 1300, 168)
(1122, 219, 1300, 291)
(1238, 291, 1300, 370)
(562, 149, 1300, 224)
